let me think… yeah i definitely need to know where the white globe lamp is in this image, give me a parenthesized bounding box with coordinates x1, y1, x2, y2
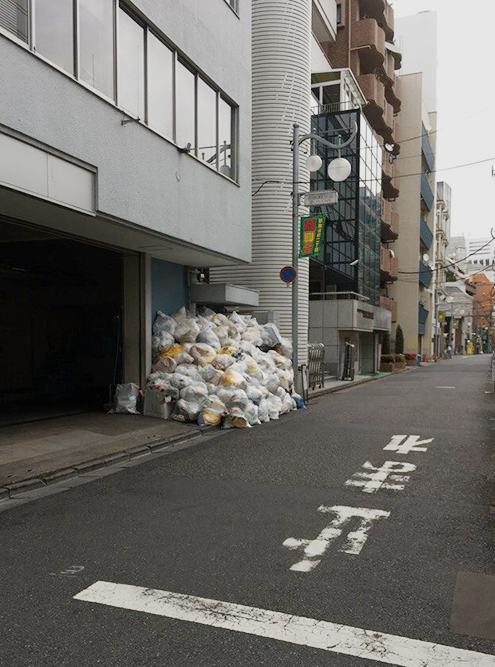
(327, 157, 352, 182)
(306, 154, 323, 172)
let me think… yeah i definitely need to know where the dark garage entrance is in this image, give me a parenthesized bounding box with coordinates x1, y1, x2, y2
(0, 219, 123, 426)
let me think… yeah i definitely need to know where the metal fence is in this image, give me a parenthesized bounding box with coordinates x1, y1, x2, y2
(308, 343, 325, 391)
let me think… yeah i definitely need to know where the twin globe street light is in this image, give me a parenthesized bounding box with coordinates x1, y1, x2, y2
(291, 121, 357, 392)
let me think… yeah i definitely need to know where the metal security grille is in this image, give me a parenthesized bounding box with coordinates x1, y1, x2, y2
(308, 343, 325, 390)
(0, 0, 28, 42)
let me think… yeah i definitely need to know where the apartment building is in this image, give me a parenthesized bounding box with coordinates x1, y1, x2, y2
(434, 181, 451, 353)
(0, 0, 252, 421)
(388, 11, 438, 358)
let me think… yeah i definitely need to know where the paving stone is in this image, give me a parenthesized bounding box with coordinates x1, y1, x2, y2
(0, 487, 9, 500)
(8, 478, 46, 497)
(74, 459, 108, 474)
(127, 445, 151, 459)
(42, 468, 79, 485)
(104, 452, 130, 466)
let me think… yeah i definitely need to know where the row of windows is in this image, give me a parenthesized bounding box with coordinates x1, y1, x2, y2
(0, 0, 238, 180)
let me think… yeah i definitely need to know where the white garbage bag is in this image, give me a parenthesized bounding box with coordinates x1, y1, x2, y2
(229, 311, 248, 334)
(169, 373, 196, 391)
(260, 323, 284, 348)
(152, 331, 175, 353)
(266, 394, 283, 420)
(257, 398, 270, 422)
(173, 398, 203, 423)
(223, 407, 250, 429)
(180, 382, 209, 404)
(110, 383, 140, 414)
(152, 356, 177, 374)
(246, 384, 264, 404)
(197, 326, 221, 350)
(211, 312, 229, 326)
(174, 318, 200, 344)
(213, 354, 235, 371)
(189, 343, 216, 367)
(213, 325, 230, 346)
(198, 395, 227, 426)
(219, 368, 247, 390)
(175, 364, 203, 382)
(153, 311, 177, 336)
(201, 364, 224, 385)
(174, 351, 194, 365)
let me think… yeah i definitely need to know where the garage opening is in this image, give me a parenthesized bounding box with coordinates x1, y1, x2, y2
(0, 219, 124, 426)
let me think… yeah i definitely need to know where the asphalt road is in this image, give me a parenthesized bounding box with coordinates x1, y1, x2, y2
(1, 355, 495, 666)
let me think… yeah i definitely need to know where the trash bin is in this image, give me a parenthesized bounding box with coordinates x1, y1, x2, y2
(416, 354, 421, 366)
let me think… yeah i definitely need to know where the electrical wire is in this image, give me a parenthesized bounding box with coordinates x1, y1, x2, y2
(398, 233, 495, 276)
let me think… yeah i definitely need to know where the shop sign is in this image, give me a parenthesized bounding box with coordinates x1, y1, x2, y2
(299, 216, 326, 258)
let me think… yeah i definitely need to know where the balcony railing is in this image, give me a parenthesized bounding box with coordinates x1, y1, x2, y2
(418, 302, 429, 335)
(421, 172, 434, 211)
(422, 125, 435, 172)
(419, 260, 433, 288)
(420, 216, 433, 249)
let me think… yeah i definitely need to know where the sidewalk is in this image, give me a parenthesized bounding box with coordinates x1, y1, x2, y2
(0, 412, 208, 496)
(308, 368, 418, 399)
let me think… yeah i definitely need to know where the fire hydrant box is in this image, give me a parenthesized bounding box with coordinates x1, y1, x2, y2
(143, 390, 174, 420)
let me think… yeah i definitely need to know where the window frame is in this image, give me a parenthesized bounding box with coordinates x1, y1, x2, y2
(0, 0, 239, 183)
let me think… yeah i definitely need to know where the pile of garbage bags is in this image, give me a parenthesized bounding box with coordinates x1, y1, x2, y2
(146, 307, 301, 428)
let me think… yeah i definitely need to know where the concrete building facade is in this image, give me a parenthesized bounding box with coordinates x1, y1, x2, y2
(0, 0, 252, 420)
(388, 72, 437, 357)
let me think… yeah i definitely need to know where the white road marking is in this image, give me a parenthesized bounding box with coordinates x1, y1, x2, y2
(74, 581, 495, 666)
(436, 386, 456, 389)
(283, 505, 390, 572)
(345, 461, 417, 493)
(383, 435, 433, 454)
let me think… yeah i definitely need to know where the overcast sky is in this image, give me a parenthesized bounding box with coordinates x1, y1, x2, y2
(392, 0, 495, 240)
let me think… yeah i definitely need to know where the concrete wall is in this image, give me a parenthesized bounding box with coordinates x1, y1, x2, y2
(389, 74, 423, 354)
(0, 0, 251, 264)
(151, 259, 188, 321)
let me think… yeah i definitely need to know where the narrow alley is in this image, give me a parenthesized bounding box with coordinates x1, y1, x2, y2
(1, 356, 494, 666)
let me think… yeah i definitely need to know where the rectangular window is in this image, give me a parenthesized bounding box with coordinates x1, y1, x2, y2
(175, 60, 195, 151)
(219, 97, 234, 179)
(0, 0, 28, 42)
(197, 78, 217, 165)
(147, 32, 174, 138)
(35, 0, 74, 74)
(337, 3, 342, 24)
(79, 0, 114, 99)
(118, 8, 145, 118)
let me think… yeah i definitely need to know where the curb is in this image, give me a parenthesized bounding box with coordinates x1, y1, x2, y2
(309, 366, 418, 399)
(1, 426, 217, 500)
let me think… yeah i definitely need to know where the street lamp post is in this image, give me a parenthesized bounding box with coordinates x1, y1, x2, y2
(291, 121, 357, 392)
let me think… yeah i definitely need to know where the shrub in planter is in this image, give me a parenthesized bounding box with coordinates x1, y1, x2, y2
(380, 354, 395, 363)
(379, 353, 396, 372)
(394, 354, 406, 363)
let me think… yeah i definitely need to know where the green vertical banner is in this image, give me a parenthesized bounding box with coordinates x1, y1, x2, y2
(299, 215, 326, 258)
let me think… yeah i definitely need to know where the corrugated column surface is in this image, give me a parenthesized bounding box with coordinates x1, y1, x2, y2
(211, 0, 311, 364)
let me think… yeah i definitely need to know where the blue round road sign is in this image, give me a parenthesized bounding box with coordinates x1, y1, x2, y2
(280, 265, 297, 284)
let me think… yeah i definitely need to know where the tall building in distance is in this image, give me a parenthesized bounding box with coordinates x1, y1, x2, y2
(388, 11, 437, 358)
(464, 237, 495, 281)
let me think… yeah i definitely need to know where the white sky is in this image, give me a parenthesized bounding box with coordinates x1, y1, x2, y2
(392, 0, 495, 239)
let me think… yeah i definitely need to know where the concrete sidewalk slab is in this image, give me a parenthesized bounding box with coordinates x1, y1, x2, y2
(0, 412, 204, 490)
